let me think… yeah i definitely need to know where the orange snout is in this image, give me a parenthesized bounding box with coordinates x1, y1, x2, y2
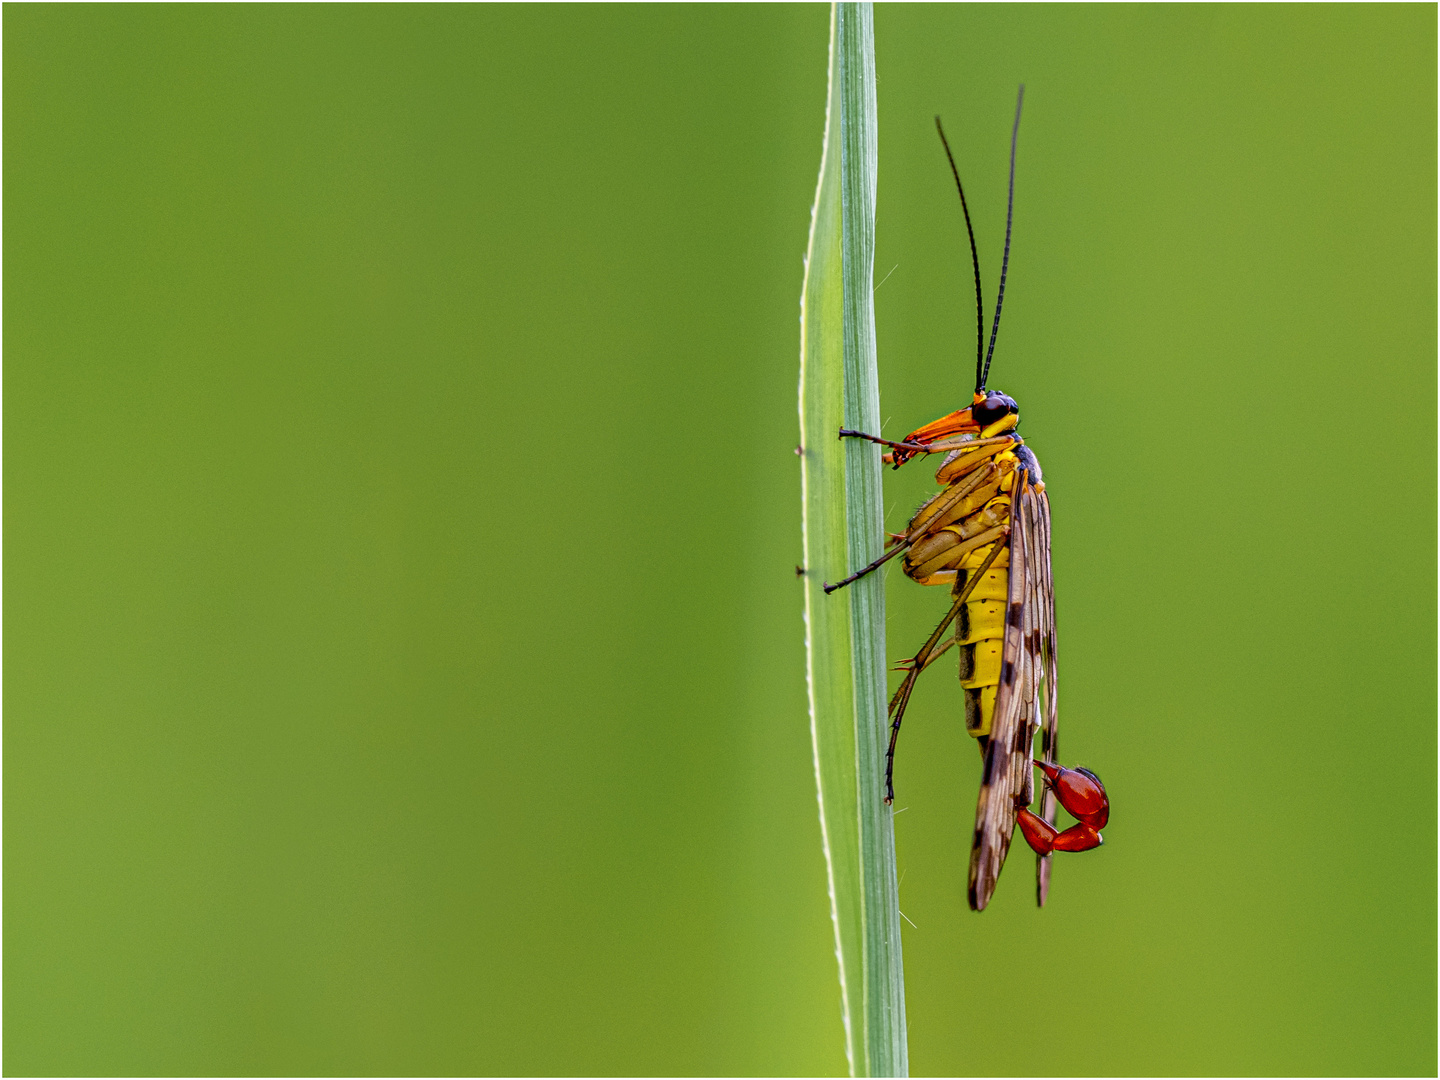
(889, 396, 984, 467)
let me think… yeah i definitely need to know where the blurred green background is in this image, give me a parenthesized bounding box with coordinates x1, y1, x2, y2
(6, 4, 1434, 1076)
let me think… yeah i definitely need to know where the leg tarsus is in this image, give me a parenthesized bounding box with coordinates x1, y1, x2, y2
(823, 538, 909, 594)
(838, 428, 931, 455)
(883, 540, 1006, 802)
(884, 602, 964, 801)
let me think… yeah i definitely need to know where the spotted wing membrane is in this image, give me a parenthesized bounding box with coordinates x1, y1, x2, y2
(1031, 484, 1060, 905)
(967, 468, 1057, 910)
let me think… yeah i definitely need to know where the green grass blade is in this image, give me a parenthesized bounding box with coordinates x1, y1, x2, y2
(798, 4, 908, 1076)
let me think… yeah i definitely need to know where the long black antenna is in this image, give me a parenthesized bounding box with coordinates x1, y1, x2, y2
(934, 117, 986, 394)
(980, 84, 1024, 391)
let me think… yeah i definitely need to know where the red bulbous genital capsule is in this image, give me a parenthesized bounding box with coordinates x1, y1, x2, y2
(1050, 822, 1103, 852)
(1035, 760, 1109, 830)
(1016, 805, 1103, 855)
(1015, 805, 1058, 855)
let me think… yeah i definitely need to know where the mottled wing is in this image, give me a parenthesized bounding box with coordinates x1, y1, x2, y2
(968, 471, 1042, 911)
(1030, 487, 1060, 906)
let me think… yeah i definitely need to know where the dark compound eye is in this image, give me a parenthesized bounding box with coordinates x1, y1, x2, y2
(973, 392, 1019, 427)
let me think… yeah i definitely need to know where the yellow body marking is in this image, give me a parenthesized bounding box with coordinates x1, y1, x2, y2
(896, 433, 1024, 737)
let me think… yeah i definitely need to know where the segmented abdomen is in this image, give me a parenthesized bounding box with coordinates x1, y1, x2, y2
(900, 435, 1026, 738)
(956, 560, 1010, 737)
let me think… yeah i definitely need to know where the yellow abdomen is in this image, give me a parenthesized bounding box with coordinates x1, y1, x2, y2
(897, 435, 1020, 739)
(955, 553, 1009, 737)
